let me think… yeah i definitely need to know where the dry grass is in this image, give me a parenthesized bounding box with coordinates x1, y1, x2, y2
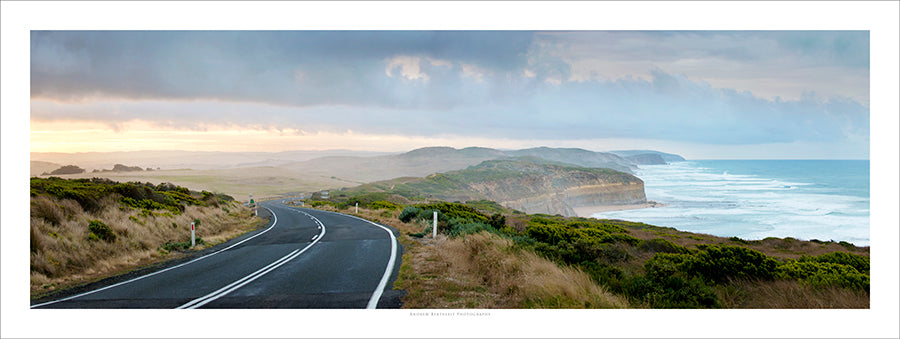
(307, 205, 628, 309)
(30, 195, 263, 297)
(395, 233, 628, 308)
(717, 278, 869, 308)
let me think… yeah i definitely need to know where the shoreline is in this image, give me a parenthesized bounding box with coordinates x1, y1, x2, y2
(573, 201, 666, 218)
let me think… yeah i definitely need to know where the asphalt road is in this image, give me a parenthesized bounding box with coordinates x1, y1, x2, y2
(31, 200, 404, 309)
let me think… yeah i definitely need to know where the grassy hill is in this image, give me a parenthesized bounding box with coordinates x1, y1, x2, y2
(335, 158, 645, 216)
(30, 177, 263, 297)
(350, 157, 639, 200)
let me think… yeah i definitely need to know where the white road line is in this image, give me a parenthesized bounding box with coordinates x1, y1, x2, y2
(31, 206, 281, 309)
(277, 207, 399, 308)
(177, 209, 326, 309)
(362, 219, 398, 309)
(317, 210, 398, 309)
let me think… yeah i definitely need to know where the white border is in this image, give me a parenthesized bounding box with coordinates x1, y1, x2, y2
(3, 1, 898, 338)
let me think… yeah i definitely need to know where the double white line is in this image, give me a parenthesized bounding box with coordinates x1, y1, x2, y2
(31, 206, 284, 309)
(177, 210, 326, 309)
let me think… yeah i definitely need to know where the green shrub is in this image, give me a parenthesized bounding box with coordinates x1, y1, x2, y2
(87, 219, 116, 242)
(800, 251, 869, 274)
(525, 222, 573, 245)
(415, 202, 488, 222)
(579, 261, 626, 290)
(309, 200, 334, 208)
(487, 213, 506, 229)
(600, 233, 641, 246)
(639, 238, 691, 254)
(687, 245, 778, 283)
(624, 253, 720, 308)
(776, 261, 869, 291)
(370, 200, 399, 210)
(159, 236, 205, 252)
(30, 177, 215, 215)
(398, 206, 421, 223)
(448, 221, 496, 237)
(464, 199, 507, 214)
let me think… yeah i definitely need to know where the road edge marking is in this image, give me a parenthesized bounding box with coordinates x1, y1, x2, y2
(285, 208, 399, 309)
(31, 205, 280, 309)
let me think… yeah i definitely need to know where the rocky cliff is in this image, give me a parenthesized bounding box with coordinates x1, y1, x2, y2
(354, 158, 647, 217)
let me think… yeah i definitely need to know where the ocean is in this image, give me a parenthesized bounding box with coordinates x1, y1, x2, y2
(592, 160, 870, 246)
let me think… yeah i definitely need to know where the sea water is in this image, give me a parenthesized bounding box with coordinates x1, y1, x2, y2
(592, 160, 870, 246)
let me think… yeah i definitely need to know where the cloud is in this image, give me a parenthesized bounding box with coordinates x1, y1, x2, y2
(30, 31, 535, 106)
(30, 68, 869, 147)
(538, 31, 870, 102)
(29, 31, 870, 155)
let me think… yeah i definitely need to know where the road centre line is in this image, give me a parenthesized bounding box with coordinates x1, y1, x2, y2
(177, 208, 326, 309)
(31, 206, 282, 309)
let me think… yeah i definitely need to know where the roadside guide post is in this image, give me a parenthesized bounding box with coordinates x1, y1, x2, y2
(356, 202, 359, 214)
(191, 221, 195, 247)
(433, 211, 438, 238)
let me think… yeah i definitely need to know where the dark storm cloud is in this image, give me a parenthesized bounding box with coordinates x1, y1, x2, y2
(31, 30, 535, 105)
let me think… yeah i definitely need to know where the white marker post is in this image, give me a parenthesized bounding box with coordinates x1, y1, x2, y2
(432, 211, 438, 238)
(191, 221, 196, 247)
(355, 202, 359, 214)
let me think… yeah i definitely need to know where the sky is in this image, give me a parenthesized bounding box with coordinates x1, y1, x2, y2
(29, 30, 871, 159)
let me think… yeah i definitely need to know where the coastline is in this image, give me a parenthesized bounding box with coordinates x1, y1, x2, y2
(573, 201, 666, 218)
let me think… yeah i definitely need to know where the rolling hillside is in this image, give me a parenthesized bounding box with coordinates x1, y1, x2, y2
(348, 158, 647, 216)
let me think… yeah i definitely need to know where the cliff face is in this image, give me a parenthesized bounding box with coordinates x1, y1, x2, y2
(359, 159, 647, 217)
(465, 171, 647, 217)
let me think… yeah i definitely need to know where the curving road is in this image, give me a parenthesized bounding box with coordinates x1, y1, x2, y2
(31, 200, 404, 309)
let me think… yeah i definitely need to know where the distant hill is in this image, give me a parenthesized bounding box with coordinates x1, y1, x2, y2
(281, 146, 507, 183)
(30, 149, 393, 171)
(349, 158, 646, 216)
(506, 147, 635, 173)
(610, 150, 686, 163)
(280, 146, 645, 184)
(30, 161, 62, 177)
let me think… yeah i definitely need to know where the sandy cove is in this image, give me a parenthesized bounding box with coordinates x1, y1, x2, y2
(572, 201, 666, 218)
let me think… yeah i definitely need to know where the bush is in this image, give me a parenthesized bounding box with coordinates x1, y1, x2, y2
(776, 261, 869, 291)
(624, 253, 720, 308)
(600, 233, 641, 246)
(525, 222, 574, 245)
(370, 200, 399, 211)
(448, 221, 496, 237)
(398, 206, 421, 223)
(309, 200, 335, 208)
(159, 237, 205, 252)
(800, 251, 869, 274)
(687, 245, 778, 283)
(639, 238, 691, 254)
(87, 219, 116, 242)
(415, 202, 488, 222)
(487, 213, 506, 229)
